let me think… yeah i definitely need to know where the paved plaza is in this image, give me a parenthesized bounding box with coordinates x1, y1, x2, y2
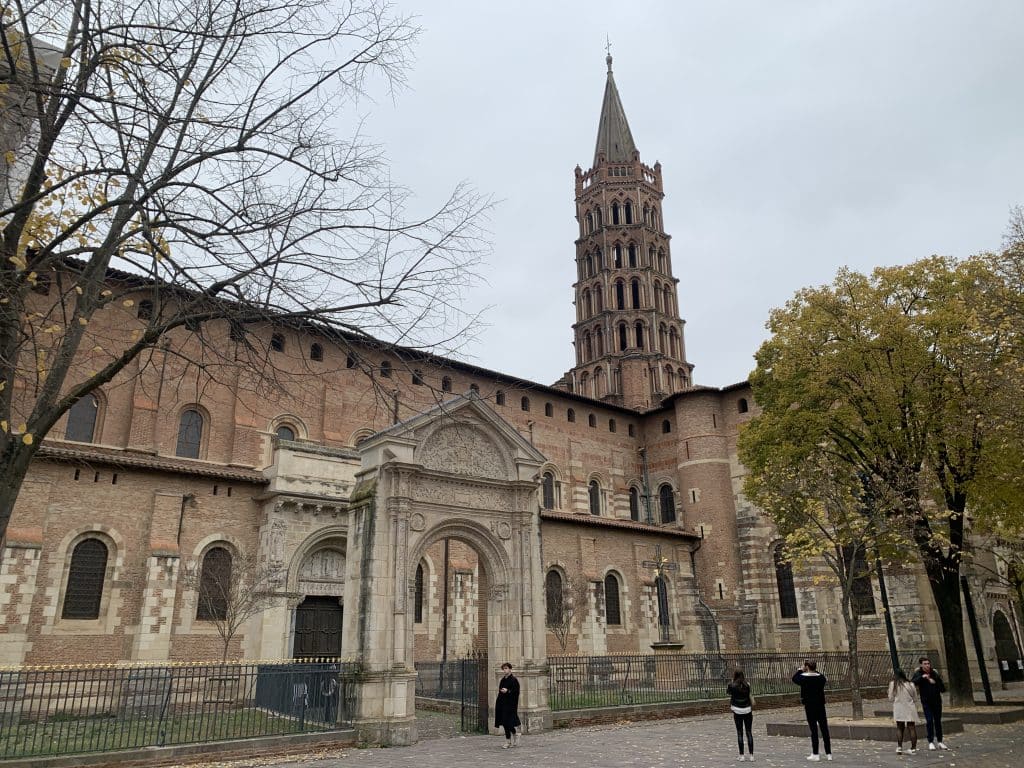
(194, 702, 1021, 768)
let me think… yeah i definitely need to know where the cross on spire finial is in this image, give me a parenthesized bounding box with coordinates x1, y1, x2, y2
(605, 35, 613, 71)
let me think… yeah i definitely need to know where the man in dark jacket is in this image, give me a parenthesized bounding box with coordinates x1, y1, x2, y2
(793, 659, 832, 761)
(494, 662, 521, 748)
(911, 657, 948, 750)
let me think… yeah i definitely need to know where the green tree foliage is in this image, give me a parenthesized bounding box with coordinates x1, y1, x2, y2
(739, 251, 1024, 706)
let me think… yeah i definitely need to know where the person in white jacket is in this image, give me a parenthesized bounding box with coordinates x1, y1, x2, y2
(888, 669, 920, 754)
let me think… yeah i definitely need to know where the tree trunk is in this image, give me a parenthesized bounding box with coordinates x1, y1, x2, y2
(840, 598, 863, 719)
(926, 568, 974, 706)
(0, 442, 38, 547)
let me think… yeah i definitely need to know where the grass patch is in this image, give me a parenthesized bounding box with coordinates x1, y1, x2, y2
(0, 708, 333, 759)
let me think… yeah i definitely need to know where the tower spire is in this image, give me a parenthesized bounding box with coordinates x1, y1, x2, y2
(593, 52, 637, 166)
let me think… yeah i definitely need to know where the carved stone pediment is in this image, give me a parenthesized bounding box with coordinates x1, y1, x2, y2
(299, 547, 346, 583)
(418, 422, 509, 480)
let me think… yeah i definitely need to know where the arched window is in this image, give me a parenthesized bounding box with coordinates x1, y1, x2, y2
(196, 546, 232, 621)
(521, 396, 531, 412)
(627, 424, 635, 437)
(613, 244, 623, 269)
(631, 279, 641, 309)
(628, 244, 637, 268)
(270, 333, 285, 352)
(679, 368, 689, 388)
(586, 413, 597, 428)
(585, 254, 593, 278)
(650, 207, 659, 230)
(276, 424, 296, 441)
(738, 398, 749, 413)
(658, 249, 667, 273)
(544, 402, 553, 417)
(659, 484, 676, 524)
(414, 563, 425, 624)
(309, 343, 323, 362)
(594, 284, 604, 312)
(655, 575, 669, 629)
(585, 211, 593, 233)
(648, 245, 656, 269)
(669, 328, 680, 358)
(441, 376, 452, 393)
(594, 248, 603, 270)
(666, 365, 675, 391)
(611, 202, 620, 225)
(619, 323, 628, 351)
(176, 409, 204, 458)
(379, 360, 392, 378)
(61, 537, 108, 619)
(545, 570, 563, 625)
(615, 281, 625, 310)
(584, 332, 593, 361)
(567, 408, 576, 423)
(593, 367, 604, 398)
(643, 204, 650, 225)
(595, 328, 604, 356)
(659, 323, 668, 352)
(661, 419, 672, 434)
(542, 471, 556, 509)
(595, 206, 602, 227)
(635, 321, 644, 350)
(588, 479, 601, 515)
(624, 200, 633, 224)
(138, 300, 154, 320)
(579, 372, 589, 396)
(65, 393, 99, 443)
(664, 286, 673, 315)
(774, 548, 798, 619)
(412, 369, 424, 386)
(496, 390, 505, 405)
(608, 418, 616, 433)
(629, 487, 640, 521)
(604, 573, 622, 625)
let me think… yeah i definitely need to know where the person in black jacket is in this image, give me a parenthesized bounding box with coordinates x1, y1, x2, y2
(911, 657, 948, 750)
(494, 662, 521, 748)
(727, 669, 755, 761)
(792, 659, 832, 761)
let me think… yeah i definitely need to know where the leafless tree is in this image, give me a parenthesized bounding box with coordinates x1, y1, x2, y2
(547, 575, 592, 654)
(0, 0, 491, 542)
(181, 548, 286, 661)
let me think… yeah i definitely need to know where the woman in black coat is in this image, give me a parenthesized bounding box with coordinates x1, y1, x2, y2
(494, 662, 521, 748)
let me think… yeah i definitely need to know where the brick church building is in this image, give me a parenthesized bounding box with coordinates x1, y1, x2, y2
(2, 56, 1020, 729)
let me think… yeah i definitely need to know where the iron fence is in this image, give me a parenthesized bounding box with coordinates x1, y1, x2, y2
(0, 659, 360, 760)
(414, 653, 489, 733)
(547, 649, 936, 711)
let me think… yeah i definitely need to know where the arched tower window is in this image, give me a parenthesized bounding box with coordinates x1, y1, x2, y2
(631, 279, 641, 309)
(613, 244, 623, 269)
(567, 408, 576, 423)
(661, 419, 672, 434)
(176, 409, 204, 459)
(659, 484, 676, 524)
(496, 390, 505, 405)
(585, 211, 594, 233)
(196, 546, 232, 621)
(629, 487, 640, 521)
(635, 321, 644, 350)
(595, 327, 604, 356)
(594, 284, 604, 312)
(664, 286, 673, 315)
(521, 396, 531, 412)
(658, 249, 667, 273)
(650, 206, 659, 230)
(545, 570, 564, 625)
(628, 244, 637, 267)
(595, 206, 603, 227)
(595, 248, 603, 270)
(441, 376, 452, 393)
(659, 323, 668, 353)
(414, 563, 425, 623)
(585, 254, 593, 278)
(583, 332, 593, 362)
(643, 204, 650, 225)
(618, 323, 628, 351)
(738, 398, 749, 413)
(65, 393, 99, 443)
(648, 245, 656, 268)
(774, 548, 798, 619)
(309, 343, 323, 362)
(624, 200, 633, 224)
(542, 471, 556, 509)
(604, 573, 622, 625)
(588, 479, 601, 515)
(611, 202, 620, 225)
(544, 402, 553, 417)
(615, 281, 625, 310)
(61, 537, 109, 619)
(579, 371, 589, 396)
(666, 365, 675, 391)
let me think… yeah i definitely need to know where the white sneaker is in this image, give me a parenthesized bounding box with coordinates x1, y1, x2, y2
(502, 742, 511, 749)
(908, 749, 917, 755)
(826, 756, 833, 761)
(748, 757, 755, 762)
(896, 747, 903, 755)
(738, 757, 746, 762)
(928, 743, 936, 751)
(807, 756, 820, 762)
(937, 742, 948, 750)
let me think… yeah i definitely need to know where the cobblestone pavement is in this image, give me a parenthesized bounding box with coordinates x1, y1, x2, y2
(201, 703, 1021, 768)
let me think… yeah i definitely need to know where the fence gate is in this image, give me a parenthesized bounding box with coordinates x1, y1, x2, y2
(459, 651, 488, 733)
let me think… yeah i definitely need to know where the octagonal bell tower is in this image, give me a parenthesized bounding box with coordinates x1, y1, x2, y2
(563, 55, 693, 409)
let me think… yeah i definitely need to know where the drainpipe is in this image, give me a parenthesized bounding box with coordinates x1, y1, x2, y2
(639, 446, 653, 524)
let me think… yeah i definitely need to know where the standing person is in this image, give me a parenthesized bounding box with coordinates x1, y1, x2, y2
(911, 657, 948, 750)
(494, 662, 521, 749)
(793, 659, 832, 762)
(728, 669, 755, 761)
(320, 666, 339, 724)
(888, 669, 919, 754)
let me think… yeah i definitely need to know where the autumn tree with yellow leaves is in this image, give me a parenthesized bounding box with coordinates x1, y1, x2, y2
(0, 0, 489, 542)
(738, 242, 1024, 706)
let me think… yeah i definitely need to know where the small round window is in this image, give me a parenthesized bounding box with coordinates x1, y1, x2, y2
(276, 425, 296, 441)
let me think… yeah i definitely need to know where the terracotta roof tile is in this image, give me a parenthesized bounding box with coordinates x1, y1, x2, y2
(540, 510, 700, 539)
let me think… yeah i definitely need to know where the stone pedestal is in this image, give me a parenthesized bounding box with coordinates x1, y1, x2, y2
(351, 668, 418, 746)
(651, 642, 686, 691)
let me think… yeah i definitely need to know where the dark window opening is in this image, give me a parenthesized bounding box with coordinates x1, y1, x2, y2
(659, 484, 676, 524)
(588, 480, 601, 515)
(544, 402, 553, 417)
(441, 376, 452, 393)
(629, 487, 640, 521)
(628, 424, 635, 437)
(542, 472, 556, 509)
(380, 360, 392, 378)
(310, 343, 323, 362)
(270, 333, 285, 353)
(62, 538, 108, 620)
(605, 573, 622, 625)
(521, 396, 530, 412)
(414, 563, 425, 624)
(545, 570, 563, 625)
(496, 390, 506, 405)
(661, 419, 672, 434)
(176, 409, 204, 459)
(588, 413, 596, 428)
(276, 424, 296, 441)
(65, 393, 99, 443)
(567, 408, 576, 423)
(196, 546, 232, 621)
(774, 548, 798, 619)
(738, 398, 749, 413)
(609, 418, 616, 433)
(346, 353, 357, 369)
(412, 370, 424, 386)
(138, 300, 154, 320)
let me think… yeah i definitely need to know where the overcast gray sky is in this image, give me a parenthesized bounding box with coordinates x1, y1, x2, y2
(363, 0, 1024, 389)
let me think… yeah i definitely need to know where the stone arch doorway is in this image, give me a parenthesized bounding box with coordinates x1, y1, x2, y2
(993, 609, 1023, 682)
(291, 538, 347, 659)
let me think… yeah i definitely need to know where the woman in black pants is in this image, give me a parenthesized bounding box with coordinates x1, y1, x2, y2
(728, 669, 755, 761)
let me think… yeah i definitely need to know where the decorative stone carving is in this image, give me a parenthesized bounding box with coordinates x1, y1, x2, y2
(409, 512, 426, 531)
(419, 424, 508, 480)
(495, 521, 512, 541)
(299, 547, 346, 583)
(412, 478, 510, 512)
